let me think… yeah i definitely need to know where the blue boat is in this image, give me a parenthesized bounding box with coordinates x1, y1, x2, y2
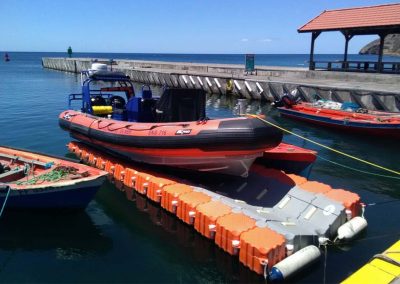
(0, 146, 108, 209)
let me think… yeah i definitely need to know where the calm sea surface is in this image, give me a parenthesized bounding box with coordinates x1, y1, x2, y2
(0, 52, 399, 283)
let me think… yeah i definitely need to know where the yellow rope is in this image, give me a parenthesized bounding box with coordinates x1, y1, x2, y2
(247, 114, 400, 176)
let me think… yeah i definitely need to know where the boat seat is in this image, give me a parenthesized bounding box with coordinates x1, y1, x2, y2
(0, 167, 25, 182)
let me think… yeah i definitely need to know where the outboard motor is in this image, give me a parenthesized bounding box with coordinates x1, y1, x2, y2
(272, 94, 296, 108)
(91, 95, 107, 106)
(272, 91, 301, 108)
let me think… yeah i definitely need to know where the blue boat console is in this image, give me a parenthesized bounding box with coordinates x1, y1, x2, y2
(68, 70, 159, 123)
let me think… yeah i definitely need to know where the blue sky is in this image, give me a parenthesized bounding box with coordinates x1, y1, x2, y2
(0, 0, 397, 54)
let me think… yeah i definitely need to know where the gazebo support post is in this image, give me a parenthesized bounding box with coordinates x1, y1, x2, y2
(341, 31, 354, 71)
(309, 31, 321, 70)
(377, 33, 387, 73)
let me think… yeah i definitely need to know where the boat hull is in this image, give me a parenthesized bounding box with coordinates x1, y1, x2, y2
(278, 107, 400, 138)
(260, 143, 317, 177)
(0, 178, 105, 209)
(59, 110, 283, 177)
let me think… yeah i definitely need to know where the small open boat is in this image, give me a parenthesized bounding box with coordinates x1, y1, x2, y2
(0, 146, 108, 209)
(59, 66, 283, 177)
(261, 142, 317, 177)
(274, 96, 400, 138)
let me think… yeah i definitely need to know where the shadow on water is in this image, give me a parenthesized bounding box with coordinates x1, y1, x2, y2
(0, 208, 113, 255)
(95, 181, 264, 283)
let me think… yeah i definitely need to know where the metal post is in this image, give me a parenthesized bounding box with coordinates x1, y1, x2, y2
(309, 32, 320, 70)
(377, 33, 387, 73)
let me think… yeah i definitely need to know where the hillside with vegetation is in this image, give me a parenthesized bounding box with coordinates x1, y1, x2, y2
(359, 34, 400, 56)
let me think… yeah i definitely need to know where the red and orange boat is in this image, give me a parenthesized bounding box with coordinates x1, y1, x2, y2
(261, 142, 316, 177)
(59, 70, 283, 177)
(275, 96, 400, 138)
(0, 146, 108, 209)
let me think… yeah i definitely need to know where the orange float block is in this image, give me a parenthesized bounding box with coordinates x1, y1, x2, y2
(135, 172, 154, 195)
(95, 156, 106, 170)
(176, 191, 211, 225)
(87, 152, 98, 167)
(113, 164, 126, 182)
(80, 149, 91, 162)
(123, 168, 138, 189)
(239, 226, 286, 275)
(324, 189, 361, 218)
(287, 174, 308, 186)
(104, 159, 116, 175)
(161, 184, 193, 214)
(194, 200, 231, 239)
(74, 146, 84, 159)
(67, 142, 77, 154)
(300, 181, 332, 194)
(147, 177, 176, 203)
(215, 213, 256, 255)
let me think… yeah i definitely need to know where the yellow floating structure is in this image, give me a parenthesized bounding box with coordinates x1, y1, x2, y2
(342, 240, 400, 284)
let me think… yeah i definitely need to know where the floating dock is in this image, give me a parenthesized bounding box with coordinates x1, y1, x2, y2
(68, 141, 366, 280)
(42, 57, 400, 111)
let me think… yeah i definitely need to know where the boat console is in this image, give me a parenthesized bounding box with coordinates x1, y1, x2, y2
(69, 70, 207, 123)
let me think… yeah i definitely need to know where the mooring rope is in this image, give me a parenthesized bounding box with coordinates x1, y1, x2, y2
(0, 186, 11, 218)
(246, 114, 400, 176)
(316, 155, 400, 180)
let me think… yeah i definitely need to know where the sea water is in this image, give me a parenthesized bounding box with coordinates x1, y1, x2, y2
(0, 52, 399, 283)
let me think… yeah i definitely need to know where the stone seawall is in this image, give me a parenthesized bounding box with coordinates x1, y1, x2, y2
(42, 57, 400, 111)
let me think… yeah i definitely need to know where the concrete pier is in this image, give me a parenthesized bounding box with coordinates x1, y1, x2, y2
(42, 57, 400, 111)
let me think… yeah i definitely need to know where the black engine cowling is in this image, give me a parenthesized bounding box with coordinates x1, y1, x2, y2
(90, 95, 106, 106)
(109, 96, 126, 109)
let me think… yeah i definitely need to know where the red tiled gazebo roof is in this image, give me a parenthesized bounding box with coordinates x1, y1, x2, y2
(298, 3, 400, 33)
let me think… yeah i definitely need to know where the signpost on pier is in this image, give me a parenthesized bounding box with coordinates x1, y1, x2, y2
(245, 54, 255, 74)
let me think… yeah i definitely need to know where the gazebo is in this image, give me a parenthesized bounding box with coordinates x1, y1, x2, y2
(298, 3, 400, 73)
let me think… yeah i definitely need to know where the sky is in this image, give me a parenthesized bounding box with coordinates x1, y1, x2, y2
(0, 0, 397, 54)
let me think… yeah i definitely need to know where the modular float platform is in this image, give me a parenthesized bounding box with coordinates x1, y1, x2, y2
(42, 57, 400, 112)
(68, 141, 365, 280)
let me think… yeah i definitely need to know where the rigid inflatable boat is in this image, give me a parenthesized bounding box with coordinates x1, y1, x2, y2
(274, 95, 400, 138)
(59, 68, 282, 177)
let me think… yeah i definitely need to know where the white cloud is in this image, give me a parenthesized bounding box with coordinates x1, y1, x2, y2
(260, 38, 272, 42)
(241, 38, 249, 42)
